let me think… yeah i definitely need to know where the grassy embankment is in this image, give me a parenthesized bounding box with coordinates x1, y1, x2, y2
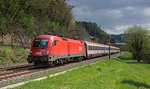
(0, 47, 29, 65)
(14, 53, 150, 89)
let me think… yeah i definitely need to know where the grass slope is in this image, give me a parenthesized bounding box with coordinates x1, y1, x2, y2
(15, 53, 150, 89)
(0, 47, 29, 65)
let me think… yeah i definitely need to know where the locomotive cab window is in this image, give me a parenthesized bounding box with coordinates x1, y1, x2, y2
(52, 40, 57, 47)
(33, 39, 49, 49)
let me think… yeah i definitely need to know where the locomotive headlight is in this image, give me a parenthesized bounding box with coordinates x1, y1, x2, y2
(46, 50, 49, 55)
(30, 51, 32, 54)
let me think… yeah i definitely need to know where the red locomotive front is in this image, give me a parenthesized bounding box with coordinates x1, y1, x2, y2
(27, 35, 86, 65)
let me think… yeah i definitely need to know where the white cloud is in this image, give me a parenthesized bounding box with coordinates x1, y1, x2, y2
(104, 23, 150, 35)
(124, 6, 136, 11)
(143, 7, 150, 16)
(103, 25, 132, 34)
(114, 25, 131, 31)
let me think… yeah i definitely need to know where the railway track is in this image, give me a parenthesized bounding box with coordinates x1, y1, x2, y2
(0, 64, 35, 76)
(0, 64, 33, 71)
(0, 53, 122, 86)
(0, 66, 49, 81)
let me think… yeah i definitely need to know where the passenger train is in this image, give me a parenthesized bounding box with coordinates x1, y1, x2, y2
(27, 35, 120, 66)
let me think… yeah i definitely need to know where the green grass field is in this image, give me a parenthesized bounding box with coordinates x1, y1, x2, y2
(0, 46, 29, 65)
(13, 53, 150, 89)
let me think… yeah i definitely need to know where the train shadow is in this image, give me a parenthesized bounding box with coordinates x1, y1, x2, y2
(28, 65, 50, 70)
(121, 80, 150, 88)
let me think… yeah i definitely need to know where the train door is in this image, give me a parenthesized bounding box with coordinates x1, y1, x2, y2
(67, 42, 71, 56)
(84, 42, 88, 59)
(56, 40, 60, 58)
(104, 47, 106, 53)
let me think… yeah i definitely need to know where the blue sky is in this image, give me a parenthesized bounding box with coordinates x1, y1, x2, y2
(67, 0, 150, 34)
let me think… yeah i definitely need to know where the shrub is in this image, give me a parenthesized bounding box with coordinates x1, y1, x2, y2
(11, 56, 19, 63)
(2, 49, 9, 58)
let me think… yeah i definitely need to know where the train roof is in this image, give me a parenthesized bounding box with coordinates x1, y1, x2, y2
(34, 35, 51, 39)
(84, 41, 107, 47)
(84, 41, 119, 48)
(34, 35, 84, 43)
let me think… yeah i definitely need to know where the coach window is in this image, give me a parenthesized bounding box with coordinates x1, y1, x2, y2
(90, 46, 92, 50)
(52, 40, 57, 47)
(101, 47, 104, 50)
(88, 46, 90, 50)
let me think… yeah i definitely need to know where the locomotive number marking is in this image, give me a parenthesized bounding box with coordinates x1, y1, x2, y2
(36, 52, 41, 55)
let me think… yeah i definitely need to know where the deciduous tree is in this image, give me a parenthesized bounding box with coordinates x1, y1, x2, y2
(123, 25, 150, 62)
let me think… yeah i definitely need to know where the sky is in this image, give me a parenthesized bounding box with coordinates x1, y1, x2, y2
(67, 0, 150, 34)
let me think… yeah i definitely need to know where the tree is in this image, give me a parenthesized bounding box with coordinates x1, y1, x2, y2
(123, 25, 150, 62)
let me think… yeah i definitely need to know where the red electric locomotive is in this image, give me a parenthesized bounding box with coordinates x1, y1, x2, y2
(27, 35, 86, 66)
(27, 35, 120, 66)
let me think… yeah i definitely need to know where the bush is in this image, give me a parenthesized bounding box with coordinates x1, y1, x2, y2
(0, 48, 2, 55)
(0, 57, 6, 65)
(2, 49, 9, 58)
(0, 47, 29, 65)
(11, 56, 19, 63)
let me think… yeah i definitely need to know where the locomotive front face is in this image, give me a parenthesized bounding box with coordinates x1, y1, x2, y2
(27, 36, 51, 64)
(31, 38, 49, 56)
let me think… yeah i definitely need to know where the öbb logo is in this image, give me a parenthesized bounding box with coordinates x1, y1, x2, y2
(79, 46, 82, 51)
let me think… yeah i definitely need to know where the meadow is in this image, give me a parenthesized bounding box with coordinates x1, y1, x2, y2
(12, 53, 150, 89)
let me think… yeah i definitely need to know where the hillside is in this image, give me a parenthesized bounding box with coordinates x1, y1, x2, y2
(77, 22, 116, 44)
(0, 0, 75, 47)
(111, 34, 124, 43)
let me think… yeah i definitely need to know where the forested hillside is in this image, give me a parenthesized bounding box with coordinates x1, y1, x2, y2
(0, 0, 76, 47)
(0, 0, 115, 47)
(77, 22, 116, 44)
